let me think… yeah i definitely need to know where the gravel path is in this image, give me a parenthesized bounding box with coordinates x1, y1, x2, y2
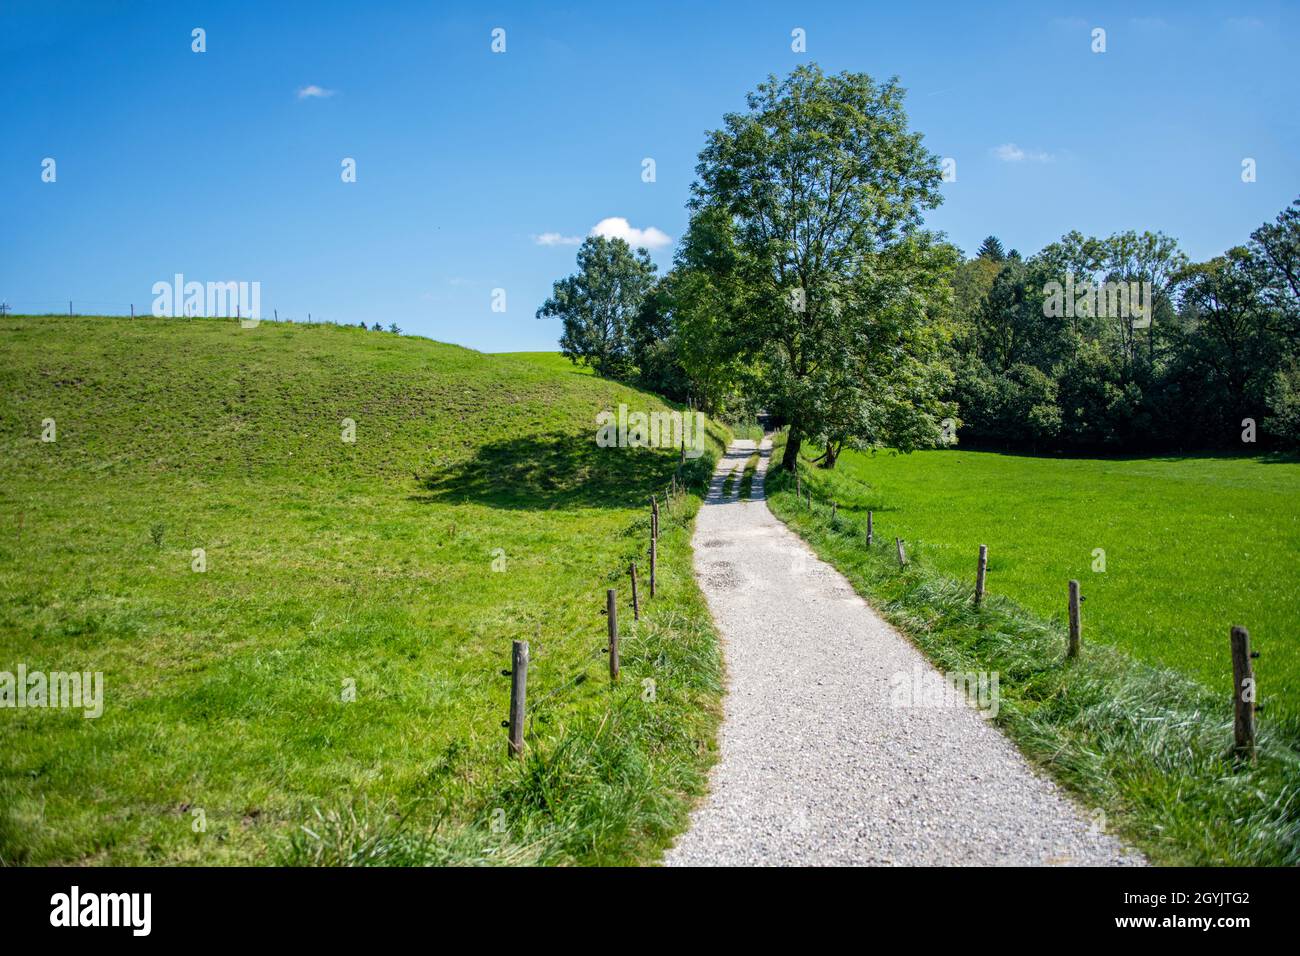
(664, 439, 1142, 867)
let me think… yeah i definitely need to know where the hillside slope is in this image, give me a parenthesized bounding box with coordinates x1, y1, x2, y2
(0, 316, 725, 865)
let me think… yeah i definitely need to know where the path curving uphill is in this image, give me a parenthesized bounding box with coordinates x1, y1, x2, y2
(665, 439, 1142, 866)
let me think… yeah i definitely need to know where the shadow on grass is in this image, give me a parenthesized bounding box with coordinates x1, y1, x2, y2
(1254, 451, 1300, 465)
(411, 431, 682, 510)
(936, 444, 1300, 465)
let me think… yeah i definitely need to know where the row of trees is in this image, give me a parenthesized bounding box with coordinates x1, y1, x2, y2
(539, 64, 1300, 465)
(951, 209, 1299, 451)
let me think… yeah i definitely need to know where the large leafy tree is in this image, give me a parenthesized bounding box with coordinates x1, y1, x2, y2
(975, 257, 1073, 373)
(691, 64, 948, 469)
(951, 255, 1003, 346)
(657, 207, 756, 415)
(1171, 248, 1278, 437)
(1247, 198, 1300, 348)
(1247, 199, 1300, 445)
(1101, 230, 1188, 369)
(626, 277, 687, 401)
(538, 235, 657, 378)
(797, 237, 959, 466)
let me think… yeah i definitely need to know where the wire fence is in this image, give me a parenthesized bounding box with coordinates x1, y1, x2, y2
(5, 293, 696, 754)
(0, 298, 358, 326)
(1, 299, 137, 316)
(507, 477, 688, 753)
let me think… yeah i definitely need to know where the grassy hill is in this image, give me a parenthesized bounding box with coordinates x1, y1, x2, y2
(0, 316, 726, 865)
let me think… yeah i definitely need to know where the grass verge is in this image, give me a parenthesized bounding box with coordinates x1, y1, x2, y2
(781, 442, 1300, 720)
(282, 474, 724, 866)
(737, 453, 759, 500)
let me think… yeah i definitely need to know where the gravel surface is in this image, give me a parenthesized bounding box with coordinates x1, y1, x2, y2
(664, 439, 1142, 867)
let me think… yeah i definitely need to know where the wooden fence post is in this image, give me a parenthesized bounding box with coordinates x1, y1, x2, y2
(507, 640, 528, 758)
(895, 537, 907, 568)
(1067, 580, 1081, 658)
(630, 563, 640, 620)
(975, 545, 988, 605)
(866, 510, 873, 547)
(650, 535, 657, 598)
(607, 589, 620, 681)
(651, 496, 659, 541)
(1230, 626, 1256, 759)
(796, 474, 801, 499)
(831, 501, 837, 523)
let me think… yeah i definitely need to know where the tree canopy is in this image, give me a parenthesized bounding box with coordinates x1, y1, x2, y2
(977, 236, 1006, 262)
(689, 64, 950, 467)
(538, 235, 658, 379)
(536, 65, 1300, 458)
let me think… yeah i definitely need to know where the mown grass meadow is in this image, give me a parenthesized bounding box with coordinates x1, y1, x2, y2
(769, 432, 1300, 865)
(789, 444, 1300, 726)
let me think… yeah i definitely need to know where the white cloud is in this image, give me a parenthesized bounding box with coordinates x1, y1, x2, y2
(534, 232, 582, 246)
(297, 85, 335, 100)
(992, 142, 1053, 163)
(533, 218, 673, 251)
(589, 217, 672, 250)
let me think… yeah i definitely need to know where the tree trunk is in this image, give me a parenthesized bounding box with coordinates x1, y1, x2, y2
(782, 427, 802, 471)
(820, 440, 840, 469)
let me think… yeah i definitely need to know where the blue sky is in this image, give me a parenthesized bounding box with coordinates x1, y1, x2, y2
(2, 0, 1297, 352)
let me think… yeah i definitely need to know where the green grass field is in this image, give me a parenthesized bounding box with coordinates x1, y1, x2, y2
(796, 446, 1300, 726)
(493, 351, 596, 376)
(0, 316, 725, 865)
(773, 435, 1300, 864)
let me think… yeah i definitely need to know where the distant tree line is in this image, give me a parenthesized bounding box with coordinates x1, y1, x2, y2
(538, 64, 1300, 464)
(948, 204, 1300, 452)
